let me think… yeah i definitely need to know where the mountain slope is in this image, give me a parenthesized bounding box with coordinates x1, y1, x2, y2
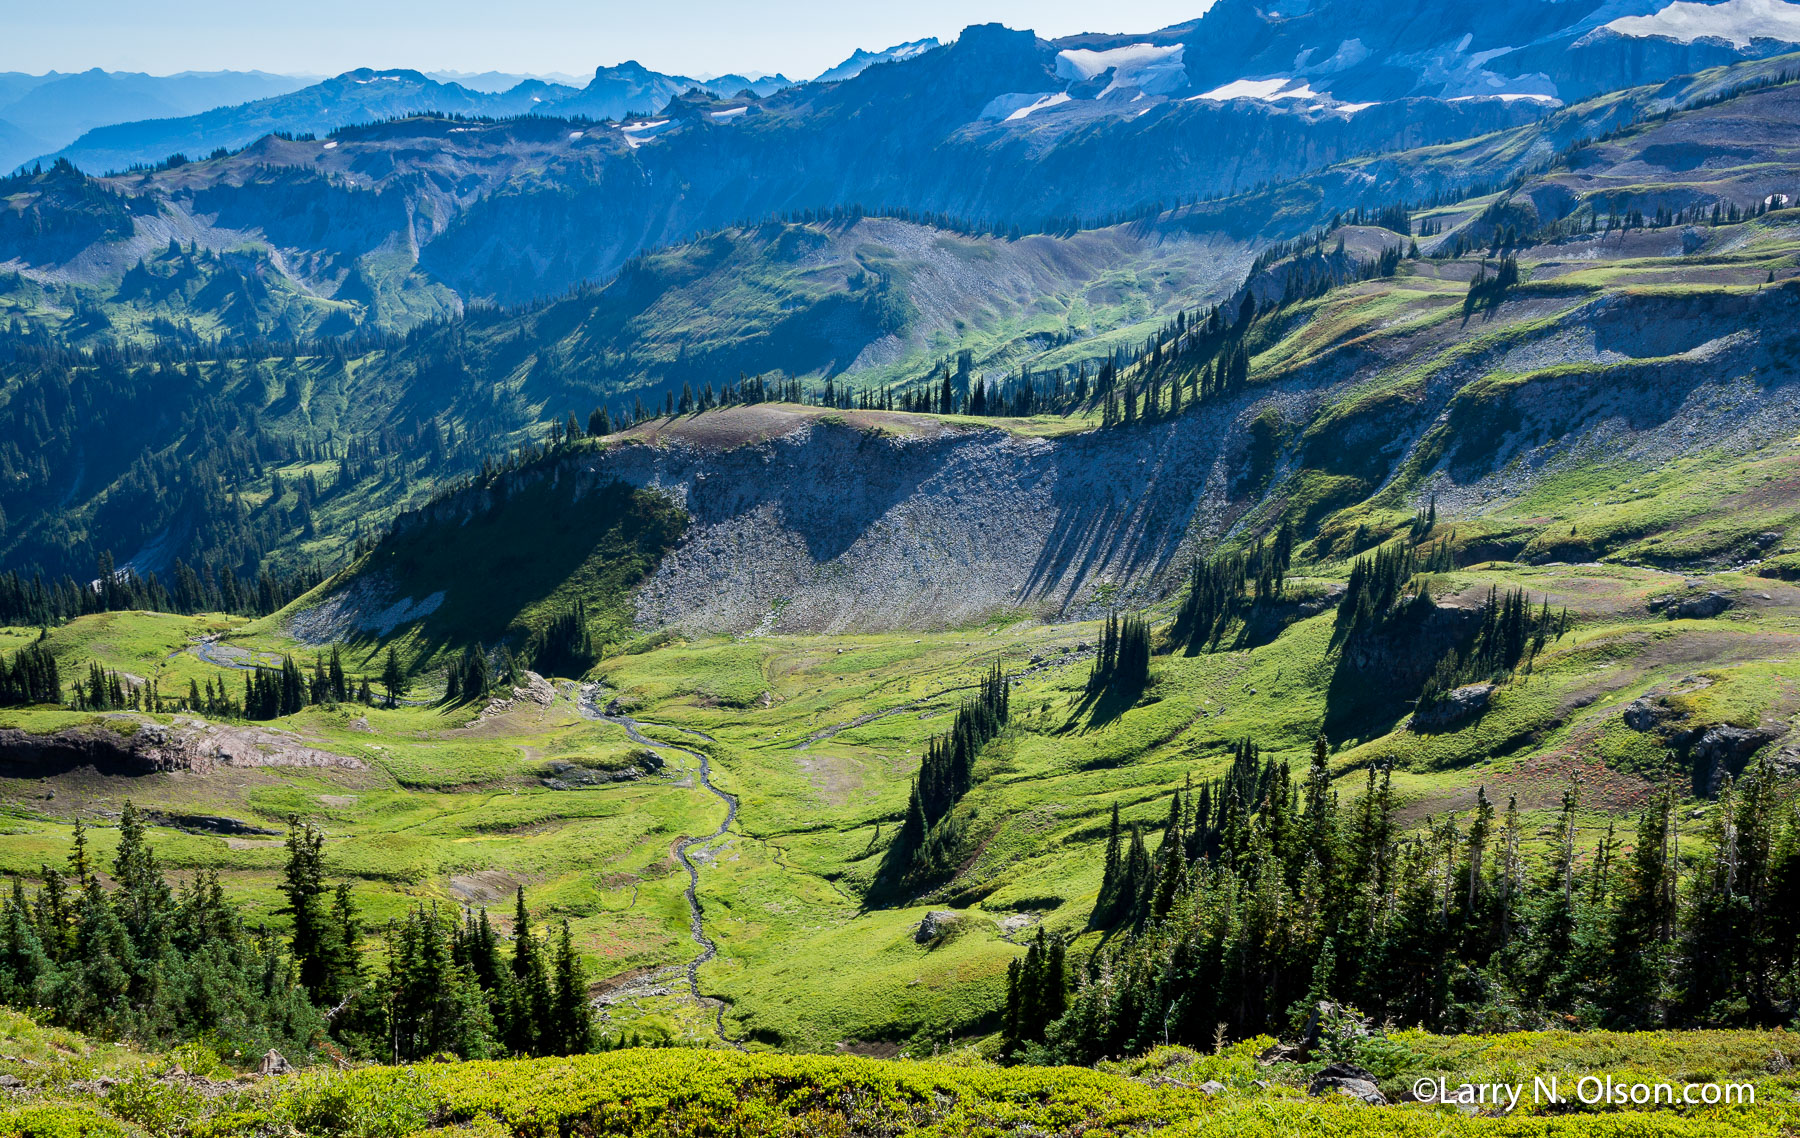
(0, 211, 1241, 581)
(9, 62, 1800, 589)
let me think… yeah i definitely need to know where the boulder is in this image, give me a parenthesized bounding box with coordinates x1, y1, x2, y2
(1198, 1080, 1226, 1095)
(1411, 683, 1494, 732)
(1257, 1041, 1301, 1066)
(1295, 1000, 1369, 1060)
(1622, 697, 1672, 732)
(915, 910, 960, 944)
(514, 671, 557, 707)
(258, 1049, 291, 1077)
(1309, 1061, 1387, 1105)
(1671, 591, 1732, 619)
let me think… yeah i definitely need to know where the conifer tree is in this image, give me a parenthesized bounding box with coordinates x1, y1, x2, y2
(548, 920, 594, 1055)
(382, 647, 406, 709)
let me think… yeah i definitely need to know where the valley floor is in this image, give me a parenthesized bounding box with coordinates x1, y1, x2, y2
(2, 551, 1796, 1053)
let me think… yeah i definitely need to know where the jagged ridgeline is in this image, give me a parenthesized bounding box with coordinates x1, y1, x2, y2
(884, 662, 1009, 896)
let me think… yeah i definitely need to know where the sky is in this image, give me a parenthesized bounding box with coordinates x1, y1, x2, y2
(2, 0, 1213, 82)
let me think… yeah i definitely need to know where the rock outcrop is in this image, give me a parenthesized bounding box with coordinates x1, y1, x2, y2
(915, 910, 962, 945)
(1688, 724, 1785, 795)
(0, 716, 365, 777)
(1411, 683, 1495, 732)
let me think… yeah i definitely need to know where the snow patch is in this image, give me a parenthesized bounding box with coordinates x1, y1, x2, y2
(287, 582, 446, 644)
(1606, 0, 1800, 48)
(710, 106, 749, 122)
(617, 118, 677, 148)
(568, 130, 585, 139)
(1449, 92, 1560, 103)
(978, 91, 1057, 120)
(1057, 42, 1189, 95)
(1295, 38, 1371, 74)
(1193, 77, 1319, 101)
(322, 140, 338, 149)
(1005, 92, 1072, 121)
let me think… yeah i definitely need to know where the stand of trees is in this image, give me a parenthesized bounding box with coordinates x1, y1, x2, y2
(1086, 612, 1150, 695)
(0, 560, 329, 629)
(888, 663, 1010, 893)
(1003, 740, 1800, 1064)
(0, 805, 326, 1057)
(0, 635, 60, 706)
(0, 807, 602, 1064)
(1169, 526, 1295, 652)
(1418, 586, 1570, 707)
(528, 599, 600, 679)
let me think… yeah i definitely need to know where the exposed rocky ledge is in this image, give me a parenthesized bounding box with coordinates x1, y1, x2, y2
(0, 716, 366, 777)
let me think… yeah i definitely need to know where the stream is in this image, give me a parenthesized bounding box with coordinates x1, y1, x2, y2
(576, 684, 741, 1047)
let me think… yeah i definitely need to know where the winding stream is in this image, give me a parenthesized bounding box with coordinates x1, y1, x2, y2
(577, 685, 741, 1047)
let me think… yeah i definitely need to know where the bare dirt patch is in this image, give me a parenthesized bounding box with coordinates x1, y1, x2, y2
(836, 1040, 903, 1059)
(795, 752, 863, 807)
(449, 869, 527, 905)
(611, 404, 958, 451)
(1397, 753, 1656, 824)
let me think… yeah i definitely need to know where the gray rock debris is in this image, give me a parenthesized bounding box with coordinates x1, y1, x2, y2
(1309, 1062, 1387, 1105)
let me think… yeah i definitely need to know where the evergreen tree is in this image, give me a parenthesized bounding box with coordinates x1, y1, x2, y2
(548, 920, 595, 1055)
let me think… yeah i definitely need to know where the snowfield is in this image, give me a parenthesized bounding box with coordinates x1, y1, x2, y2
(618, 118, 677, 148)
(1193, 77, 1319, 101)
(1448, 92, 1560, 104)
(978, 91, 1057, 120)
(1005, 92, 1072, 121)
(1606, 0, 1800, 48)
(1056, 43, 1190, 96)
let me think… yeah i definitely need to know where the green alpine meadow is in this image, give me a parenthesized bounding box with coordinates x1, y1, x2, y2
(4, 2, 1800, 1134)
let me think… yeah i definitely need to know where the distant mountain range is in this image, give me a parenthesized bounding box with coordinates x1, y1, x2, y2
(6, 39, 949, 175)
(0, 69, 312, 172)
(29, 0, 1800, 178)
(8, 0, 1800, 333)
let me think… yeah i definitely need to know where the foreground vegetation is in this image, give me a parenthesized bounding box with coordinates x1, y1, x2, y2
(0, 1006, 1797, 1138)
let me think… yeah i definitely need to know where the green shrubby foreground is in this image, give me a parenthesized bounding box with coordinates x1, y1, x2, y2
(0, 1020, 1796, 1138)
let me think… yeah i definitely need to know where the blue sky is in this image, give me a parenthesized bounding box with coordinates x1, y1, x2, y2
(3, 0, 1213, 81)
